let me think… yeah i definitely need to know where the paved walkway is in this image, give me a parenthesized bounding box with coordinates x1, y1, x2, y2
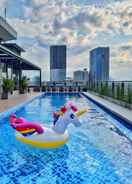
(83, 92, 132, 124)
(0, 91, 41, 113)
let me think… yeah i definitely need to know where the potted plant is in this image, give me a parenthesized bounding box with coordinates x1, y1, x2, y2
(82, 86, 88, 92)
(1, 78, 14, 99)
(20, 76, 28, 94)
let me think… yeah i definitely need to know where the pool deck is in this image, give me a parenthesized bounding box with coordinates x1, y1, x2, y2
(83, 92, 132, 125)
(0, 91, 41, 113)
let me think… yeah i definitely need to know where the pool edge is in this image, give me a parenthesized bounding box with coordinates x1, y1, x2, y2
(81, 92, 132, 130)
(0, 93, 45, 121)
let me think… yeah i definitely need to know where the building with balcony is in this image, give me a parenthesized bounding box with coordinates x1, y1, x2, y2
(50, 45, 67, 81)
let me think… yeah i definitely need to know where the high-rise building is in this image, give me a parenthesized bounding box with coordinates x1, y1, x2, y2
(50, 45, 66, 81)
(89, 47, 109, 81)
(73, 69, 89, 81)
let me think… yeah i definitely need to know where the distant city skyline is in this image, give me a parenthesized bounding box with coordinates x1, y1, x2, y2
(1, 0, 132, 81)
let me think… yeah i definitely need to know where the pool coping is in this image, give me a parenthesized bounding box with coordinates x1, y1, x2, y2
(0, 93, 45, 121)
(82, 92, 132, 130)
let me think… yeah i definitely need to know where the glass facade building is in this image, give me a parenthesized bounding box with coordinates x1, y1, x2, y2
(89, 47, 109, 82)
(50, 45, 66, 81)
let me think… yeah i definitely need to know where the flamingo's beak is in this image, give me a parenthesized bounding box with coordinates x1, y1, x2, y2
(75, 109, 87, 117)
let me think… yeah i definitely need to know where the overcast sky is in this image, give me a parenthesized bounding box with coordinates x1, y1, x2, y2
(0, 0, 132, 81)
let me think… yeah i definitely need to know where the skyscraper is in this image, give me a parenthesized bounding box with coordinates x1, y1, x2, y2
(50, 45, 67, 81)
(89, 47, 109, 82)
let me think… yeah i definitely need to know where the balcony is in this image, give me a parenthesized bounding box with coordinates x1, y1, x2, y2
(0, 16, 17, 41)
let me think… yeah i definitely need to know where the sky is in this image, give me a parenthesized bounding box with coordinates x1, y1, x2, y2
(0, 0, 132, 81)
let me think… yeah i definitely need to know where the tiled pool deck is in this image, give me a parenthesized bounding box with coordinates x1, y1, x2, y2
(83, 92, 132, 125)
(0, 92, 41, 113)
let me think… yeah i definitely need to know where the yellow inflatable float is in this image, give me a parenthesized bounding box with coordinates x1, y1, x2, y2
(10, 102, 87, 149)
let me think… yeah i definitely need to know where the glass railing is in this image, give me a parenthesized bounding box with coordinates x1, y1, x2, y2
(88, 81, 132, 104)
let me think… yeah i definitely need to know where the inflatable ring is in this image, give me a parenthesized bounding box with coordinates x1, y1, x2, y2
(16, 127, 69, 149)
(10, 102, 87, 149)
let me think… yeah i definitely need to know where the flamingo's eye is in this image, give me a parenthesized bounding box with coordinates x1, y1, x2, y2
(70, 114, 75, 119)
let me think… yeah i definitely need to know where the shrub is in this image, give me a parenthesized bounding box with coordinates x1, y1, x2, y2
(2, 78, 14, 99)
(127, 88, 132, 104)
(100, 83, 108, 96)
(2, 78, 14, 93)
(20, 76, 28, 93)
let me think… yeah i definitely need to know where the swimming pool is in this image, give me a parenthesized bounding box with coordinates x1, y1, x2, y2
(0, 93, 132, 184)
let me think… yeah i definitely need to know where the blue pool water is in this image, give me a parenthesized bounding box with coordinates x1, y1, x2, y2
(0, 93, 132, 184)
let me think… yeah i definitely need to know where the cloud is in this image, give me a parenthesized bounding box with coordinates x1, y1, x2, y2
(32, 0, 49, 6)
(23, 42, 48, 67)
(110, 40, 132, 80)
(9, 18, 46, 39)
(23, 6, 33, 18)
(10, 0, 132, 48)
(0, 0, 6, 7)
